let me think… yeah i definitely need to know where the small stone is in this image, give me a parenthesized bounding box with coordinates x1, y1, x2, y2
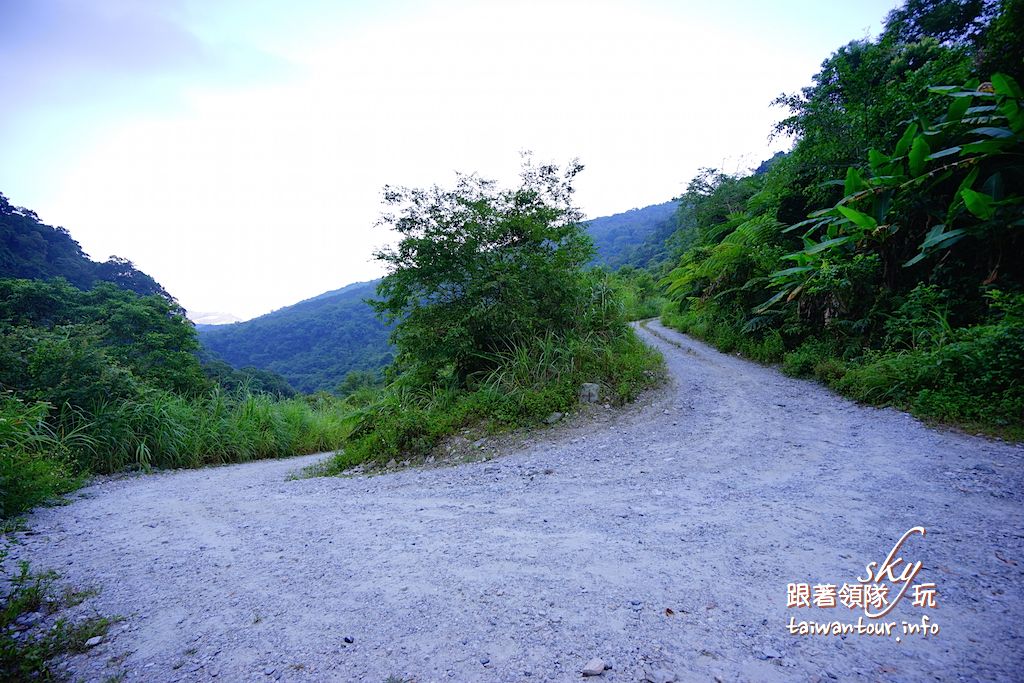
(85, 636, 103, 648)
(264, 666, 276, 676)
(343, 636, 354, 644)
(760, 647, 783, 660)
(545, 412, 564, 425)
(579, 383, 600, 404)
(480, 657, 490, 665)
(473, 438, 487, 449)
(582, 658, 606, 676)
(385, 459, 397, 469)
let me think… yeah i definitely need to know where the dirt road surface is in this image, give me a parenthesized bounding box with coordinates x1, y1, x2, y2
(7, 321, 1023, 682)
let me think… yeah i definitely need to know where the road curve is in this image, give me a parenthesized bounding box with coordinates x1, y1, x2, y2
(7, 320, 1023, 682)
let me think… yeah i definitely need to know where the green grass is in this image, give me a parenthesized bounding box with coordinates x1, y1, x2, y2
(1, 551, 116, 681)
(2, 389, 354, 520)
(316, 327, 666, 475)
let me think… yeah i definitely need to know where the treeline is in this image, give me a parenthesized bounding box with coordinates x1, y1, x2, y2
(1, 193, 171, 300)
(660, 0, 1023, 437)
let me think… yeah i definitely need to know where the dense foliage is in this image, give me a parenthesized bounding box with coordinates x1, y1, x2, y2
(0, 193, 172, 300)
(198, 280, 392, 394)
(661, 0, 1024, 437)
(318, 159, 665, 472)
(586, 201, 682, 270)
(195, 202, 681, 392)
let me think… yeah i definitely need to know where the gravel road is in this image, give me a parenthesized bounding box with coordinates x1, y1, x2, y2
(6, 320, 1024, 682)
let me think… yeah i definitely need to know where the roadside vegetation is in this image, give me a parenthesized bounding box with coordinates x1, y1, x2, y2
(660, 0, 1023, 439)
(0, 274, 350, 519)
(316, 158, 665, 474)
(0, 549, 115, 682)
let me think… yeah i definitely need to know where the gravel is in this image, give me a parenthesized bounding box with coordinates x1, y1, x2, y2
(5, 320, 1023, 682)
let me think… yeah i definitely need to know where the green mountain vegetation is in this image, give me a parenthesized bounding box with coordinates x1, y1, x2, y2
(586, 200, 682, 270)
(195, 201, 681, 393)
(197, 280, 393, 394)
(0, 197, 352, 519)
(660, 0, 1024, 438)
(4, 0, 1020, 522)
(1, 193, 172, 301)
(315, 158, 665, 473)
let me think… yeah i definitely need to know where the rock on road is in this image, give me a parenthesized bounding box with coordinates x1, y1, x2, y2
(7, 321, 1024, 682)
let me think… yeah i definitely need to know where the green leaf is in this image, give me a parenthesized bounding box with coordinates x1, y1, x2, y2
(908, 136, 930, 176)
(836, 205, 877, 230)
(868, 149, 890, 173)
(926, 146, 961, 160)
(894, 123, 919, 158)
(961, 189, 995, 219)
(921, 226, 966, 249)
(843, 167, 866, 197)
(969, 126, 1014, 138)
(992, 73, 1023, 98)
(754, 289, 791, 313)
(769, 266, 814, 279)
(982, 172, 1004, 200)
(946, 95, 971, 122)
(961, 139, 1013, 154)
(804, 235, 855, 254)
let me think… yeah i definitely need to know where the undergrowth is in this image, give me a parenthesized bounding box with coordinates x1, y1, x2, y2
(315, 327, 665, 475)
(661, 288, 1024, 440)
(1, 549, 115, 681)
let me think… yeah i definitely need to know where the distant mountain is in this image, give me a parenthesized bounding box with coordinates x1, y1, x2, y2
(197, 280, 392, 394)
(198, 201, 685, 393)
(189, 311, 242, 325)
(586, 200, 682, 269)
(0, 192, 173, 301)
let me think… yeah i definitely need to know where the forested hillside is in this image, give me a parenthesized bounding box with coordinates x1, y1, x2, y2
(198, 280, 393, 394)
(197, 202, 682, 393)
(0, 197, 354, 519)
(587, 200, 681, 269)
(1, 193, 172, 300)
(660, 0, 1024, 438)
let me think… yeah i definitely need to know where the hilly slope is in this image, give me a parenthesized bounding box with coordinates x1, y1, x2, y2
(199, 200, 683, 393)
(0, 192, 172, 300)
(197, 280, 392, 394)
(587, 200, 680, 269)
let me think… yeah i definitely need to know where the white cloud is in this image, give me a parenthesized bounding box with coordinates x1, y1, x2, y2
(4, 0, 896, 319)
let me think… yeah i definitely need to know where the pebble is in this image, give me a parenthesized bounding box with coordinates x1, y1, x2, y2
(582, 658, 606, 676)
(85, 636, 103, 648)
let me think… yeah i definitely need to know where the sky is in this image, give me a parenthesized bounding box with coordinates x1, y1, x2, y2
(0, 0, 899, 321)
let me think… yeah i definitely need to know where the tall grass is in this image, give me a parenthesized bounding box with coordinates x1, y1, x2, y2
(320, 327, 665, 473)
(0, 394, 84, 519)
(60, 389, 350, 474)
(2, 389, 353, 518)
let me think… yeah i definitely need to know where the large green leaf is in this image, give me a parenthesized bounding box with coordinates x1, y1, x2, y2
(843, 167, 866, 196)
(894, 122, 919, 158)
(992, 73, 1023, 99)
(926, 146, 961, 161)
(836, 205, 877, 230)
(969, 127, 1014, 138)
(961, 189, 995, 219)
(804, 235, 855, 254)
(908, 136, 930, 176)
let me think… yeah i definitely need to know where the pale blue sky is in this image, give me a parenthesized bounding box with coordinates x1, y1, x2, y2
(1, 0, 899, 319)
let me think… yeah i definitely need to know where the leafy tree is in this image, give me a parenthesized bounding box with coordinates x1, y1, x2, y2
(372, 157, 595, 384)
